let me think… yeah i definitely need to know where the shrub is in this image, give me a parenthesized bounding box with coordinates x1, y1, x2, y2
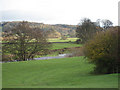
(2, 54, 14, 62)
(75, 39, 81, 44)
(69, 47, 84, 57)
(83, 27, 119, 74)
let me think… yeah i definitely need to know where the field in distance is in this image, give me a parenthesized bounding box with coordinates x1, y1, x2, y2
(47, 38, 78, 42)
(51, 43, 82, 50)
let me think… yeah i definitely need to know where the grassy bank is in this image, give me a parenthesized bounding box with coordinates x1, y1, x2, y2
(2, 56, 118, 88)
(51, 43, 82, 49)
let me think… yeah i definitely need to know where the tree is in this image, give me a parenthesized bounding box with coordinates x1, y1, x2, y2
(76, 18, 100, 44)
(96, 19, 101, 27)
(3, 21, 50, 61)
(47, 29, 61, 38)
(60, 35, 67, 40)
(83, 27, 119, 74)
(101, 19, 113, 29)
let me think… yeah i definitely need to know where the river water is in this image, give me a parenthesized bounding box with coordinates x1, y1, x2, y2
(0, 53, 72, 63)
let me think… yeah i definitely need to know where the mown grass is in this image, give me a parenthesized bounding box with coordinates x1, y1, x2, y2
(48, 38, 78, 42)
(51, 43, 82, 50)
(2, 56, 118, 88)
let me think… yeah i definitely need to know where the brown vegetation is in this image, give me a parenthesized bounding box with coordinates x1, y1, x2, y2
(2, 21, 50, 61)
(83, 26, 119, 74)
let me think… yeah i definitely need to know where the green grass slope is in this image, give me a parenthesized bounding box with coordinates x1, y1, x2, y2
(2, 56, 118, 88)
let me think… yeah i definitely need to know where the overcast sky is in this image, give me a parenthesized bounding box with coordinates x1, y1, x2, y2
(0, 0, 119, 25)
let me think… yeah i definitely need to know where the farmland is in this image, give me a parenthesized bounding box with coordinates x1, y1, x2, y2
(2, 22, 119, 89)
(51, 42, 82, 50)
(2, 56, 118, 88)
(48, 38, 78, 42)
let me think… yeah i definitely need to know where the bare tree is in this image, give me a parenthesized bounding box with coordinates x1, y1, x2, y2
(96, 19, 101, 27)
(101, 19, 113, 29)
(3, 21, 50, 61)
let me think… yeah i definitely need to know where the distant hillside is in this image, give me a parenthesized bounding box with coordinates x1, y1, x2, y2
(1, 21, 77, 38)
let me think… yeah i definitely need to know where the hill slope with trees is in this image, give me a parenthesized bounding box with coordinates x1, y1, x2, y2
(1, 21, 77, 38)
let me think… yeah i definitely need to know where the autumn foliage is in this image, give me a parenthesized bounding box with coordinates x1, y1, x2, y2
(2, 21, 50, 61)
(83, 27, 119, 74)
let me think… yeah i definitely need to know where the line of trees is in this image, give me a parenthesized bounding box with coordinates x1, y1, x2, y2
(1, 22, 77, 38)
(76, 18, 119, 74)
(76, 18, 113, 44)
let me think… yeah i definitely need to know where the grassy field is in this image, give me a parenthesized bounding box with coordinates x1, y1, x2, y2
(48, 38, 78, 42)
(2, 56, 118, 88)
(34, 43, 82, 57)
(51, 43, 82, 49)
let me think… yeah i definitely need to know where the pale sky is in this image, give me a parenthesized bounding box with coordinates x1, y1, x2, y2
(0, 0, 119, 25)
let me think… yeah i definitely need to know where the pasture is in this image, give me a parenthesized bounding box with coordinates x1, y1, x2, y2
(2, 56, 118, 88)
(51, 43, 82, 50)
(48, 38, 78, 42)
